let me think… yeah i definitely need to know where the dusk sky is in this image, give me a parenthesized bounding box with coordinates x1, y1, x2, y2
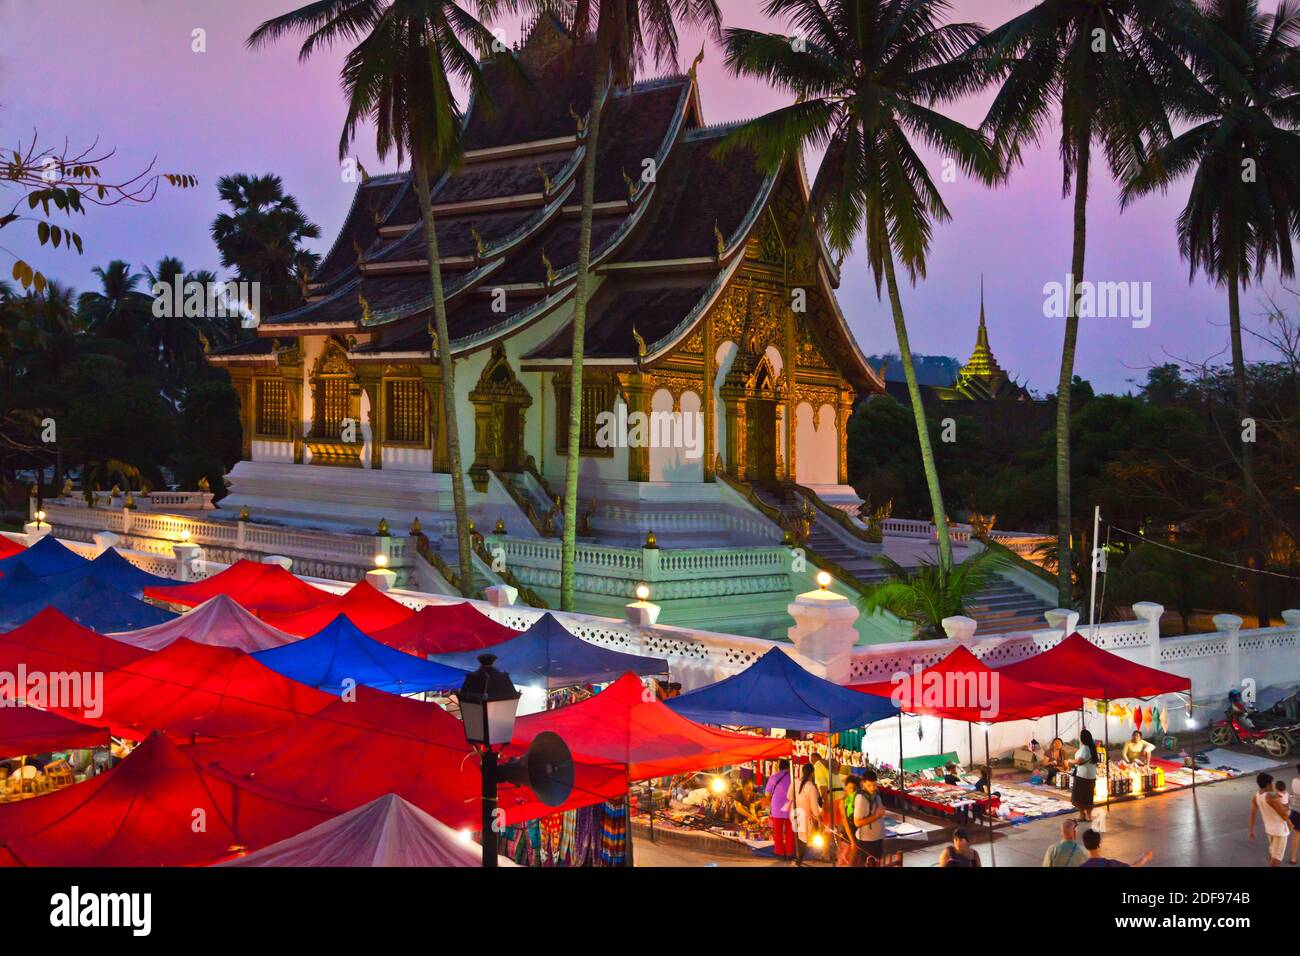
(1, 0, 1289, 393)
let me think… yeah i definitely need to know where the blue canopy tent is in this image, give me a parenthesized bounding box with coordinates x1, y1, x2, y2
(252, 614, 469, 695)
(665, 648, 899, 732)
(2, 576, 178, 633)
(0, 536, 87, 578)
(42, 548, 179, 598)
(433, 612, 669, 690)
(0, 566, 61, 626)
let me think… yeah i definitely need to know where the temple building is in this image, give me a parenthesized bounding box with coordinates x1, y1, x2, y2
(207, 12, 882, 569)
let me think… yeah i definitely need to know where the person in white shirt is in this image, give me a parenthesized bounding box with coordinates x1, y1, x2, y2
(1291, 770, 1300, 865)
(1249, 772, 1291, 866)
(1071, 730, 1099, 822)
(793, 761, 822, 866)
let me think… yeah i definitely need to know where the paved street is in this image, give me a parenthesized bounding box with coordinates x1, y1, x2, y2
(635, 769, 1299, 868)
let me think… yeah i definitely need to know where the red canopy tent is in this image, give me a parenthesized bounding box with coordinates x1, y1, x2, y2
(145, 560, 337, 617)
(0, 706, 109, 756)
(0, 536, 24, 561)
(263, 580, 416, 637)
(0, 608, 150, 679)
(70, 638, 337, 743)
(188, 686, 628, 829)
(512, 673, 793, 780)
(996, 632, 1191, 700)
(370, 601, 520, 656)
(849, 646, 1082, 722)
(0, 732, 334, 866)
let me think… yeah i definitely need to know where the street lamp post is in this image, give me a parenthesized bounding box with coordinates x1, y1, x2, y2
(456, 653, 522, 868)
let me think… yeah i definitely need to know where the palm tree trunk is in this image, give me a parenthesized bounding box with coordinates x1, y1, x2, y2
(559, 65, 609, 612)
(1227, 268, 1269, 625)
(413, 161, 474, 597)
(881, 247, 953, 571)
(1055, 135, 1089, 608)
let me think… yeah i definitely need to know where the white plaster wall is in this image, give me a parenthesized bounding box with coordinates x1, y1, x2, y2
(647, 389, 705, 482)
(795, 401, 838, 485)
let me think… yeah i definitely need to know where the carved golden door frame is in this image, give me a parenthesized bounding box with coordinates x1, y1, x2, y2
(305, 338, 364, 467)
(468, 343, 532, 491)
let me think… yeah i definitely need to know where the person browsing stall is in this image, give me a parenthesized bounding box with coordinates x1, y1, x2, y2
(854, 769, 887, 865)
(938, 828, 981, 867)
(765, 759, 794, 860)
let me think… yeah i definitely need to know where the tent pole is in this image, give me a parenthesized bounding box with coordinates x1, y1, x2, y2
(897, 713, 906, 822)
(1104, 698, 1111, 813)
(1189, 694, 1196, 797)
(984, 724, 995, 867)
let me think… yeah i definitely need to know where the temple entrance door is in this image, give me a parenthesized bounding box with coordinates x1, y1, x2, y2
(746, 399, 777, 482)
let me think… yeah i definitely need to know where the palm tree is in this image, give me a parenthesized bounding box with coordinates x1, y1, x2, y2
(210, 172, 322, 319)
(248, 1, 511, 597)
(976, 0, 1188, 604)
(1121, 0, 1300, 626)
(558, 0, 722, 610)
(864, 548, 1008, 639)
(720, 0, 1001, 572)
(78, 260, 151, 349)
(143, 256, 220, 394)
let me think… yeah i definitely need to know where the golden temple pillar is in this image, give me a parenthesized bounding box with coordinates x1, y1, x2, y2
(703, 317, 715, 482)
(357, 368, 383, 470)
(837, 388, 855, 485)
(421, 366, 447, 473)
(622, 370, 650, 482)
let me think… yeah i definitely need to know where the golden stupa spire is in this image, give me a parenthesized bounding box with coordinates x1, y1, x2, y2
(959, 275, 1006, 386)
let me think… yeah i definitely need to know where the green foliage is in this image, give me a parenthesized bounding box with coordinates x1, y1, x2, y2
(863, 548, 1009, 640)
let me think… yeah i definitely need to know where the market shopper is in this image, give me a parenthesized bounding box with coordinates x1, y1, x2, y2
(854, 769, 887, 865)
(1290, 769, 1300, 865)
(840, 776, 863, 866)
(1079, 828, 1153, 867)
(938, 828, 981, 867)
(1041, 818, 1087, 867)
(793, 762, 822, 865)
(1072, 730, 1099, 822)
(1248, 772, 1290, 867)
(765, 759, 794, 860)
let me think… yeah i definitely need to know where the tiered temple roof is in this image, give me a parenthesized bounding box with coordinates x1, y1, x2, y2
(210, 12, 876, 391)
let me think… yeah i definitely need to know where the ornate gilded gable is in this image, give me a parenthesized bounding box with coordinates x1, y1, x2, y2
(469, 343, 532, 406)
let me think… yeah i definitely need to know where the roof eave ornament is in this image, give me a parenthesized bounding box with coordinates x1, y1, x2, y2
(688, 43, 705, 83)
(632, 325, 647, 370)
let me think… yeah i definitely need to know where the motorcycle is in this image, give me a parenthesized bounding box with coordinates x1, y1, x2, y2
(1209, 710, 1293, 758)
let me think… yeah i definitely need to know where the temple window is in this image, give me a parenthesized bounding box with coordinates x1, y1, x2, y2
(385, 377, 427, 445)
(254, 378, 289, 439)
(556, 377, 614, 456)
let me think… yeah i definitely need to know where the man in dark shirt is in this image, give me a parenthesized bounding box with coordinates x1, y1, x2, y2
(1079, 828, 1153, 867)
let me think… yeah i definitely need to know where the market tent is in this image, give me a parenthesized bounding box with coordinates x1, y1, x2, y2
(0, 608, 150, 679)
(997, 632, 1191, 700)
(188, 686, 628, 829)
(433, 612, 668, 689)
(217, 793, 519, 867)
(145, 559, 338, 616)
(0, 732, 334, 866)
(77, 637, 337, 742)
(109, 594, 298, 652)
(4, 576, 178, 633)
(371, 601, 520, 656)
(849, 646, 1082, 722)
(0, 565, 61, 627)
(264, 580, 415, 637)
(41, 547, 179, 598)
(665, 648, 899, 732)
(251, 614, 468, 695)
(0, 705, 110, 757)
(512, 672, 792, 779)
(0, 536, 25, 561)
(0, 535, 85, 578)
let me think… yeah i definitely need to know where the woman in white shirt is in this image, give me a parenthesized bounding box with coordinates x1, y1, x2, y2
(793, 761, 822, 865)
(1071, 730, 1099, 822)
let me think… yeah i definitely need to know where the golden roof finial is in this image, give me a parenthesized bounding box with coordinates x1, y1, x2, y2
(688, 43, 705, 81)
(541, 249, 556, 285)
(537, 164, 553, 194)
(631, 325, 647, 359)
(358, 292, 372, 324)
(471, 226, 486, 258)
(714, 220, 726, 257)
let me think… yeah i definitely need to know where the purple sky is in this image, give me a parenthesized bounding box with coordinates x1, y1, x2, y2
(0, 0, 1288, 393)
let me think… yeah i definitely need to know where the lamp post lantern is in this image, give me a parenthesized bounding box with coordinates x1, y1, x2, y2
(457, 653, 522, 867)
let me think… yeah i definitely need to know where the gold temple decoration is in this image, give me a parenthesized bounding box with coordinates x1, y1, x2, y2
(643, 529, 659, 550)
(714, 220, 726, 257)
(197, 476, 210, 492)
(622, 167, 635, 200)
(61, 478, 73, 498)
(353, 238, 366, 270)
(376, 517, 389, 537)
(238, 505, 251, 521)
(688, 43, 705, 81)
(969, 512, 997, 540)
(568, 103, 586, 134)
(123, 491, 136, 510)
(541, 249, 556, 286)
(494, 517, 506, 534)
(110, 484, 121, 498)
(358, 292, 372, 325)
(631, 325, 647, 362)
(471, 226, 486, 258)
(537, 164, 553, 194)
(199, 331, 210, 354)
(410, 517, 422, 535)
